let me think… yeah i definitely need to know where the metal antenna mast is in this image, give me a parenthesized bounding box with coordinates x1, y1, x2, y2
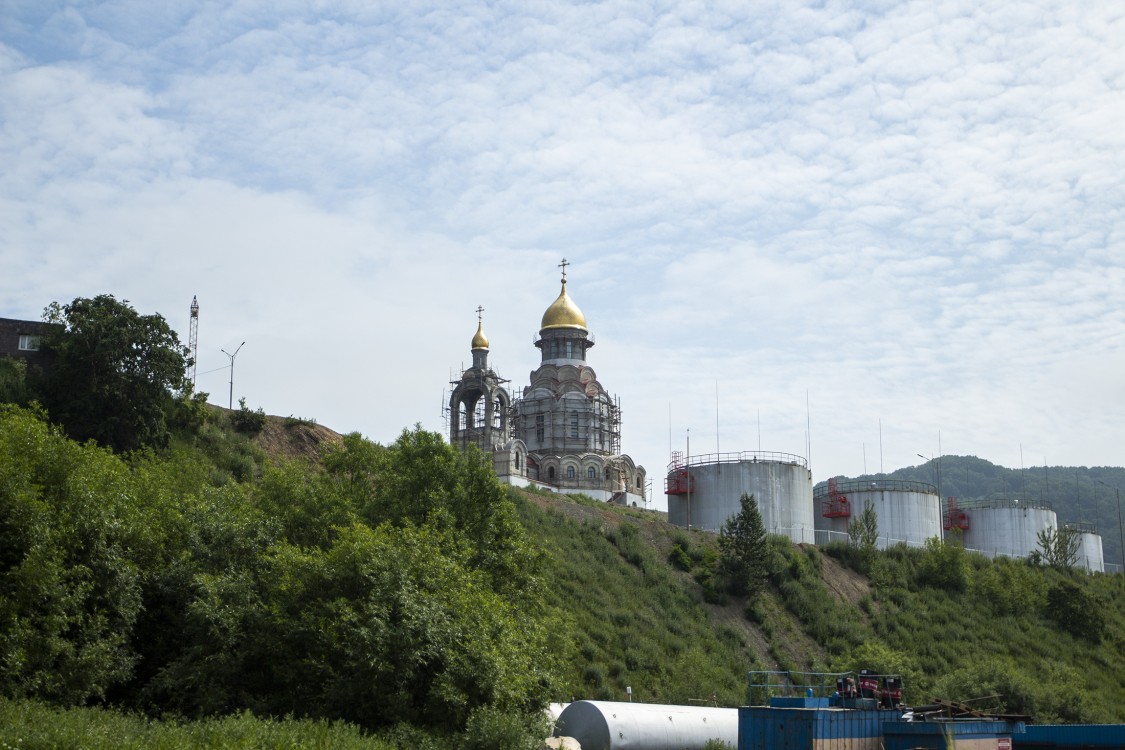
(188, 296, 199, 387)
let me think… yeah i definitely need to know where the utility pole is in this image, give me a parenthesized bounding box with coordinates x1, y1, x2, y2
(221, 341, 245, 410)
(1095, 480, 1124, 573)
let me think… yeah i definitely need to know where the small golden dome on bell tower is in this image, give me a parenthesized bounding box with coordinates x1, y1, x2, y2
(471, 305, 489, 350)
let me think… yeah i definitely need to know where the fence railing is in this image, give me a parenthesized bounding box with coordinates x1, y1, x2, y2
(812, 478, 936, 499)
(667, 450, 807, 472)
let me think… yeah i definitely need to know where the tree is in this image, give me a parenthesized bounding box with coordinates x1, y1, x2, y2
(0, 357, 33, 406)
(38, 295, 190, 452)
(1036, 526, 1079, 571)
(848, 498, 879, 558)
(718, 493, 769, 597)
(1046, 579, 1103, 643)
(0, 406, 143, 704)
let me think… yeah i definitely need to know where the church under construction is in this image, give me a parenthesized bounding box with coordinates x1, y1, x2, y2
(447, 261, 646, 506)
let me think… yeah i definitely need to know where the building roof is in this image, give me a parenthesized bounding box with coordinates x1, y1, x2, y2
(540, 279, 587, 331)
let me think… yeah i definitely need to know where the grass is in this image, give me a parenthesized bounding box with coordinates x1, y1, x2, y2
(0, 699, 395, 750)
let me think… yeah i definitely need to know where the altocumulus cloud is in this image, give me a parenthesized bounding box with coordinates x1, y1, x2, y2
(1, 0, 1123, 500)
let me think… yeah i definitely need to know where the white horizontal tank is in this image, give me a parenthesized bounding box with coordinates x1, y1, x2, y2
(665, 451, 814, 543)
(554, 700, 738, 750)
(813, 479, 941, 549)
(959, 498, 1056, 560)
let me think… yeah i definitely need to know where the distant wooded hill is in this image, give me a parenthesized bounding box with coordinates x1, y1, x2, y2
(838, 457, 1125, 568)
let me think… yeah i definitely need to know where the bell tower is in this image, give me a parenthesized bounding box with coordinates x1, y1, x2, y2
(448, 306, 511, 453)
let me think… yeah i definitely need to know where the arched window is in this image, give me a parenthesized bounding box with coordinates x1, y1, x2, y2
(636, 476, 642, 489)
(548, 466, 555, 480)
(605, 467, 611, 480)
(587, 466, 596, 479)
(566, 465, 575, 479)
(515, 452, 522, 469)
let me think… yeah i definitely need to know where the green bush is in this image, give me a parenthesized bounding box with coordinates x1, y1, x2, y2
(668, 542, 693, 571)
(1046, 579, 1104, 642)
(917, 537, 971, 592)
(230, 397, 267, 435)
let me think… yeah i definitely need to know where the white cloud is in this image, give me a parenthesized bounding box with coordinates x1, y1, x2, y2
(2, 1, 1123, 509)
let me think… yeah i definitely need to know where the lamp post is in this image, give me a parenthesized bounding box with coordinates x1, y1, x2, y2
(917, 453, 939, 495)
(1095, 479, 1124, 573)
(221, 341, 245, 410)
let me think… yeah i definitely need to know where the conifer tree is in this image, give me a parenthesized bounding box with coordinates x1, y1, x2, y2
(718, 493, 769, 597)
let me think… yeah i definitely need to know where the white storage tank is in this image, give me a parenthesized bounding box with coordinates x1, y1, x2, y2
(812, 479, 942, 549)
(665, 451, 814, 543)
(554, 700, 738, 750)
(1068, 523, 1105, 573)
(958, 498, 1057, 560)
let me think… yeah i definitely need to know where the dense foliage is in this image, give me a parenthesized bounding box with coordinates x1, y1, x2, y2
(5, 366, 1125, 744)
(0, 406, 553, 745)
(37, 295, 192, 452)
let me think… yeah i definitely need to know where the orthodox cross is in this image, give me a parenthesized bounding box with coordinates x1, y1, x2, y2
(559, 257, 569, 282)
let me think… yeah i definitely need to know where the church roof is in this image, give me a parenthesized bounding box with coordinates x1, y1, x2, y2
(471, 319, 489, 350)
(540, 279, 588, 331)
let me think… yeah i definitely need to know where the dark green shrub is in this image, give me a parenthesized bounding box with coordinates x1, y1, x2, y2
(668, 542, 692, 571)
(230, 398, 266, 435)
(463, 706, 548, 750)
(1046, 580, 1104, 642)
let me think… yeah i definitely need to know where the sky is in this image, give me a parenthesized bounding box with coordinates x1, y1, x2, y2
(2, 1, 1123, 510)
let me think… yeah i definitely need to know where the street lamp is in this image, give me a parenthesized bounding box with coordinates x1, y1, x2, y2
(221, 341, 245, 410)
(917, 453, 942, 499)
(1095, 479, 1124, 573)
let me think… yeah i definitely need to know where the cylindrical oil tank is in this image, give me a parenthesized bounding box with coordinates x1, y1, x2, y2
(665, 451, 814, 543)
(554, 700, 738, 750)
(1070, 525, 1104, 573)
(812, 479, 941, 549)
(958, 498, 1056, 559)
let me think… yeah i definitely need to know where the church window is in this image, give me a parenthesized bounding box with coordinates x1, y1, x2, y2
(570, 413, 579, 438)
(566, 465, 575, 479)
(565, 340, 573, 358)
(548, 466, 555, 480)
(515, 452, 522, 469)
(605, 467, 611, 480)
(636, 476, 642, 489)
(535, 415, 544, 442)
(587, 466, 596, 479)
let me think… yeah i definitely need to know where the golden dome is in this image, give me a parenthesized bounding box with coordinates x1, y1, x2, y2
(541, 279, 588, 331)
(471, 320, 489, 350)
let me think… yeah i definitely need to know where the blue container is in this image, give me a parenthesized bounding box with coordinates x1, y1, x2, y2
(1018, 724, 1125, 748)
(882, 719, 1023, 750)
(738, 705, 895, 750)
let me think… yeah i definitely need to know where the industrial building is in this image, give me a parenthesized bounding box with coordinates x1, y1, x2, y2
(550, 673, 1125, 750)
(664, 450, 815, 542)
(956, 497, 1058, 560)
(1069, 522, 1105, 573)
(813, 478, 942, 549)
(664, 455, 1105, 570)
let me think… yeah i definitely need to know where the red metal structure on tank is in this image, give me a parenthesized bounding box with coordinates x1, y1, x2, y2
(943, 497, 969, 531)
(822, 477, 851, 518)
(665, 450, 694, 495)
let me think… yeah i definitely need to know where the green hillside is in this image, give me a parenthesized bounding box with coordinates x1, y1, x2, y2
(3, 397, 1125, 747)
(518, 486, 1125, 724)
